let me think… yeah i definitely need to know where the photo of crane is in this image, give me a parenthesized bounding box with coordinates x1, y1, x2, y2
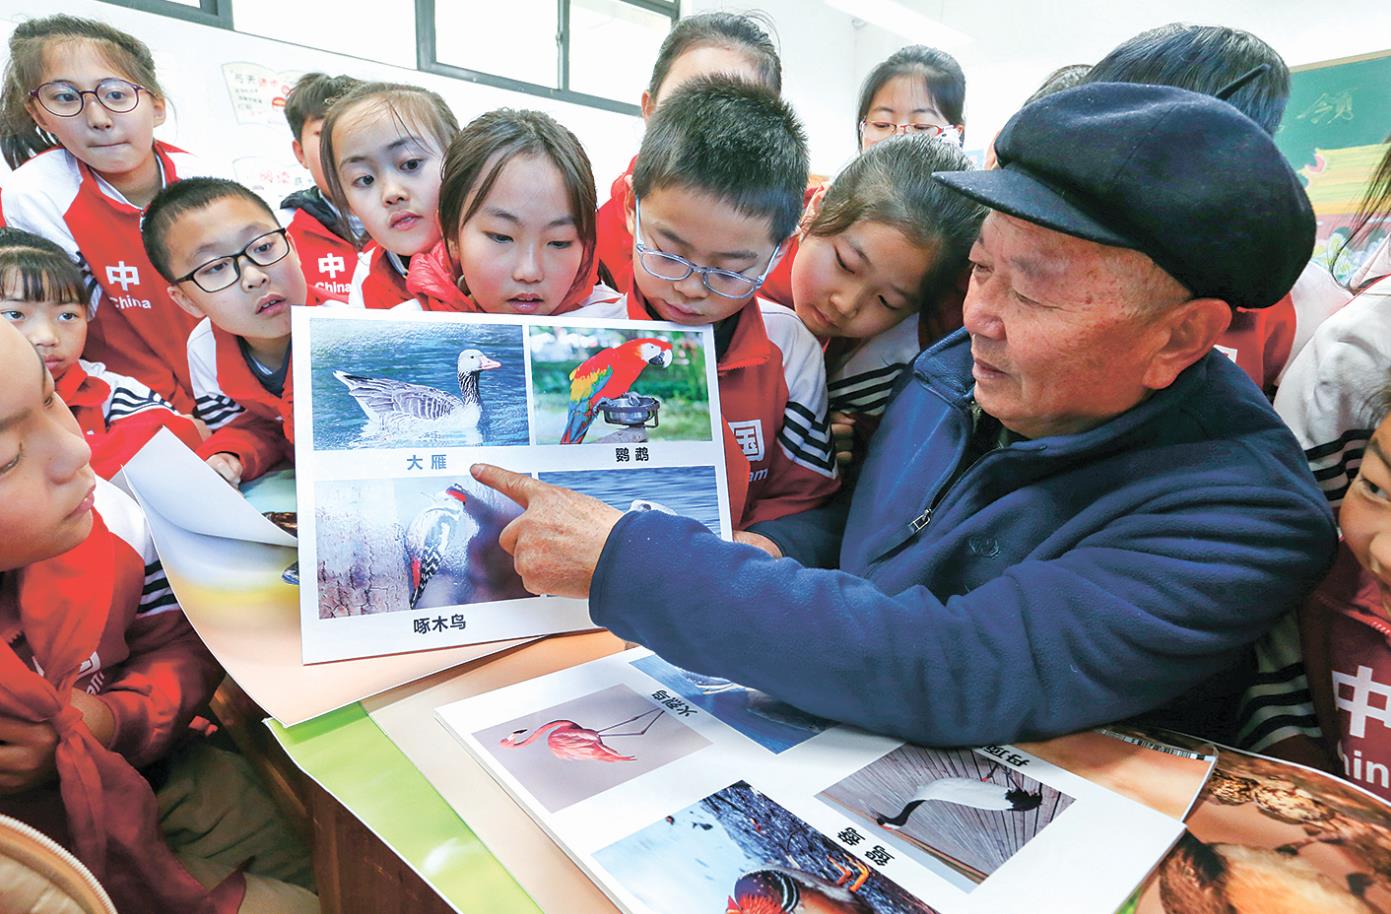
(313, 475, 530, 618)
(528, 325, 712, 445)
(817, 746, 1075, 891)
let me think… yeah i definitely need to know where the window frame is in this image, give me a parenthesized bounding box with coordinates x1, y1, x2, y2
(98, 0, 233, 30)
(415, 0, 679, 117)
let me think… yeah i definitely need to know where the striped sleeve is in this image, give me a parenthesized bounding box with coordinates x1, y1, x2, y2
(1235, 611, 1322, 751)
(828, 362, 910, 417)
(1273, 280, 1391, 507)
(825, 315, 921, 418)
(85, 360, 178, 422)
(764, 304, 837, 479)
(139, 558, 180, 617)
(186, 318, 244, 429)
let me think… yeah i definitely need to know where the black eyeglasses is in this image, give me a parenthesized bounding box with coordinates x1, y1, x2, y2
(632, 196, 781, 300)
(174, 230, 291, 293)
(30, 79, 146, 118)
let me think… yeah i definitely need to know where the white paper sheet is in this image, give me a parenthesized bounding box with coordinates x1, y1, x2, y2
(436, 650, 1186, 914)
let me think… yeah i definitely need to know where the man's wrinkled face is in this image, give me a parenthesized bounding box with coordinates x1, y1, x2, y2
(963, 212, 1190, 439)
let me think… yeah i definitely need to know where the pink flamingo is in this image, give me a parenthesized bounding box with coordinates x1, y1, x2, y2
(498, 708, 663, 762)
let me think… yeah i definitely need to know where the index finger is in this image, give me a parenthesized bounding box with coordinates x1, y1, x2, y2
(471, 463, 541, 508)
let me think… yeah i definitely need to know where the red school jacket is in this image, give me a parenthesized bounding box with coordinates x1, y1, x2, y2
(186, 316, 298, 481)
(1, 142, 207, 411)
(57, 359, 203, 479)
(347, 242, 412, 309)
(280, 187, 356, 303)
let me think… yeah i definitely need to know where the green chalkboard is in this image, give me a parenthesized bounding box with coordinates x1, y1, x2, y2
(1274, 49, 1391, 282)
(1277, 49, 1391, 175)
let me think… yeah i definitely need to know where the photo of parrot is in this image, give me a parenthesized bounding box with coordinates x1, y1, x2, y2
(560, 337, 674, 444)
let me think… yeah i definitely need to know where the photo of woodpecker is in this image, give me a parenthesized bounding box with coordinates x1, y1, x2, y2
(313, 475, 530, 618)
(594, 780, 939, 914)
(817, 746, 1073, 891)
(528, 326, 713, 445)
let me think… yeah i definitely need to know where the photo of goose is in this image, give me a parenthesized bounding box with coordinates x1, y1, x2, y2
(308, 316, 529, 450)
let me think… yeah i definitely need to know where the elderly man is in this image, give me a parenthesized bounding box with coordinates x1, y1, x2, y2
(474, 83, 1336, 746)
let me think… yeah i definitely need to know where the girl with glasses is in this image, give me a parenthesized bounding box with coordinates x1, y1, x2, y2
(0, 15, 215, 413)
(856, 45, 966, 154)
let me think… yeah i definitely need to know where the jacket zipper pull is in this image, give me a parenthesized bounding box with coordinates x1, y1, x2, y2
(909, 508, 932, 533)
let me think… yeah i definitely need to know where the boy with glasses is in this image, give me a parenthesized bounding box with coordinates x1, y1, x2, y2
(577, 78, 838, 528)
(143, 178, 327, 485)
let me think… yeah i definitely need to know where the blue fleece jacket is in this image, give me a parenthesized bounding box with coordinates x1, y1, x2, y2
(588, 330, 1337, 746)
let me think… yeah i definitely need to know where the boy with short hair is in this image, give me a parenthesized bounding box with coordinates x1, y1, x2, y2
(0, 227, 203, 477)
(280, 72, 362, 302)
(578, 77, 838, 527)
(143, 177, 321, 486)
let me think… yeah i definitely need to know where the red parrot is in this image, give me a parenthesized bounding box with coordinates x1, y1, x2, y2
(560, 337, 674, 444)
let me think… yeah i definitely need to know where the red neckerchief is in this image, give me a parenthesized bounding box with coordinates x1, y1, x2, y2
(55, 364, 109, 437)
(0, 511, 243, 913)
(406, 237, 600, 314)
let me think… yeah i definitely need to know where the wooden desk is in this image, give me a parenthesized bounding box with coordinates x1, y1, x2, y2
(212, 677, 457, 914)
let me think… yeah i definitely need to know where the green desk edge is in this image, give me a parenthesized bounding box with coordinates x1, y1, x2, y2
(267, 702, 542, 914)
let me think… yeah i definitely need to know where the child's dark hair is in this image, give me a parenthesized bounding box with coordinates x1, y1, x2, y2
(648, 12, 781, 98)
(1336, 142, 1391, 287)
(440, 109, 596, 301)
(856, 46, 966, 146)
(1, 14, 167, 169)
(284, 72, 363, 141)
(319, 82, 460, 237)
(808, 135, 984, 312)
(1085, 24, 1290, 135)
(634, 76, 808, 244)
(1024, 64, 1091, 107)
(0, 227, 86, 308)
(142, 177, 278, 281)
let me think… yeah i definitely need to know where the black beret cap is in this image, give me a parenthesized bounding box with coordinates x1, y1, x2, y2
(935, 82, 1315, 310)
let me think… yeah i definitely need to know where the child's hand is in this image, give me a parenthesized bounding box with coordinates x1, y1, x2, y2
(733, 530, 782, 558)
(0, 714, 58, 793)
(186, 415, 212, 441)
(206, 452, 243, 487)
(830, 411, 857, 467)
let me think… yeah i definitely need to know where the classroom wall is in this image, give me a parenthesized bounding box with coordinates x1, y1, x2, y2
(4, 0, 1390, 204)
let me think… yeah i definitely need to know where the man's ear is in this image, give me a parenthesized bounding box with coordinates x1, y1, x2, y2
(291, 138, 308, 170)
(167, 283, 205, 321)
(1140, 297, 1233, 391)
(640, 90, 656, 121)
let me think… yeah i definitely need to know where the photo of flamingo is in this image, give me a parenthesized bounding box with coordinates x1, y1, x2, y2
(817, 746, 1074, 891)
(314, 475, 530, 618)
(474, 683, 711, 812)
(528, 326, 711, 445)
(594, 780, 940, 914)
(307, 315, 530, 449)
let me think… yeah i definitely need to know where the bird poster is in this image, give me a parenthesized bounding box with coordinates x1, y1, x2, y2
(292, 308, 730, 663)
(436, 648, 1188, 914)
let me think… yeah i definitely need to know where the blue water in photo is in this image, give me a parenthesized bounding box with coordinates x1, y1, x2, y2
(309, 317, 529, 450)
(632, 655, 830, 753)
(540, 466, 720, 533)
